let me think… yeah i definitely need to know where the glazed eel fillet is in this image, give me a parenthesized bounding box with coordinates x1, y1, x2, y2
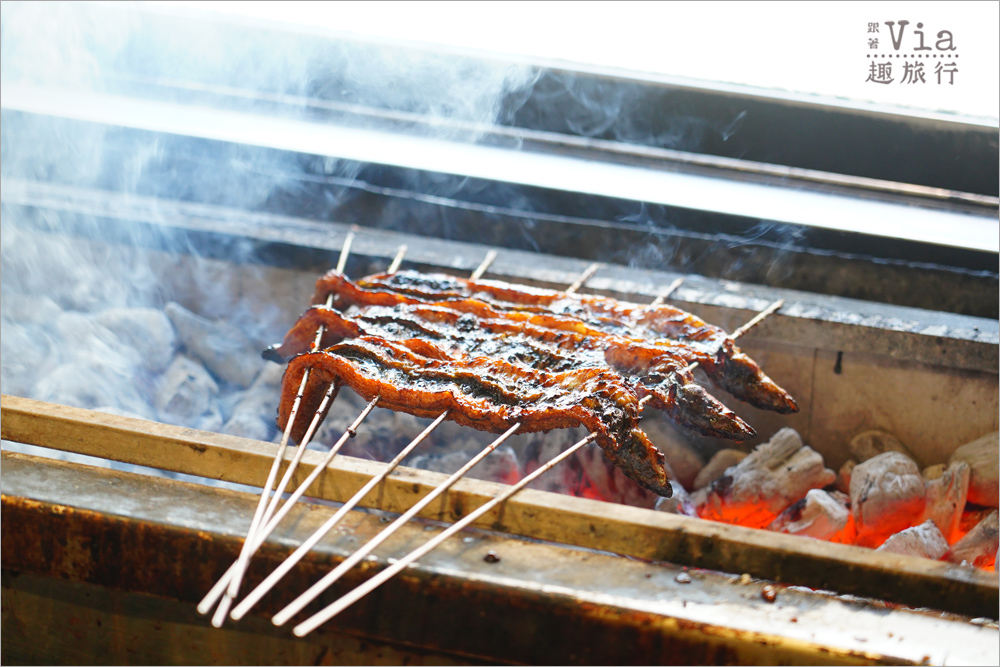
(269, 302, 755, 443)
(309, 270, 798, 414)
(278, 336, 676, 496)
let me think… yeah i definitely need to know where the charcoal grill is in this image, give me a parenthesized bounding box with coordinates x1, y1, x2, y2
(2, 4, 998, 664)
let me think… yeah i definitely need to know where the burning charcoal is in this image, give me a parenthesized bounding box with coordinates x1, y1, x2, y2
(521, 430, 583, 497)
(642, 417, 705, 490)
(876, 520, 949, 560)
(921, 461, 970, 543)
(848, 430, 912, 463)
(654, 483, 697, 517)
(768, 489, 849, 541)
(155, 355, 223, 432)
(694, 428, 836, 529)
(836, 459, 857, 494)
(93, 308, 177, 374)
(948, 432, 999, 508)
(574, 443, 659, 509)
(469, 444, 521, 484)
(946, 510, 999, 568)
(692, 448, 747, 491)
(165, 302, 258, 388)
(850, 451, 926, 548)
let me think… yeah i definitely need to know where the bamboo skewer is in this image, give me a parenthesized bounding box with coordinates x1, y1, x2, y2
(681, 298, 784, 375)
(204, 369, 307, 624)
(564, 262, 600, 295)
(387, 244, 407, 274)
(230, 410, 450, 621)
(272, 422, 523, 627)
(650, 277, 685, 306)
(197, 396, 379, 617)
(201, 230, 359, 624)
(469, 249, 497, 280)
(219, 241, 417, 620)
(291, 432, 599, 637)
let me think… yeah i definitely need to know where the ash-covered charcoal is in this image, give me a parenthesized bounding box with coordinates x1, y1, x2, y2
(693, 428, 835, 529)
(949, 432, 999, 508)
(222, 363, 285, 441)
(36, 359, 156, 421)
(405, 443, 520, 484)
(1, 320, 52, 397)
(92, 308, 177, 374)
(876, 520, 949, 560)
(767, 489, 849, 541)
(850, 451, 926, 548)
(692, 448, 748, 491)
(836, 459, 857, 494)
(848, 430, 913, 463)
(946, 510, 999, 568)
(640, 417, 705, 491)
(572, 442, 660, 509)
(155, 355, 223, 432)
(921, 461, 970, 543)
(166, 302, 260, 389)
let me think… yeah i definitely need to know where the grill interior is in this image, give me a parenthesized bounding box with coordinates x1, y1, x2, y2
(2, 4, 998, 663)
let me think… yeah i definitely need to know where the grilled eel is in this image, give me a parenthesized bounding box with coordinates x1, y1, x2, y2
(267, 302, 754, 442)
(319, 270, 797, 415)
(277, 335, 675, 497)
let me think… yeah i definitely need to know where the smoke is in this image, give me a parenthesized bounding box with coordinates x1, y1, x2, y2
(0, 1, 538, 443)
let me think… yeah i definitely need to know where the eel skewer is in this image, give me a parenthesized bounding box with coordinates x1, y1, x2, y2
(284, 294, 785, 637)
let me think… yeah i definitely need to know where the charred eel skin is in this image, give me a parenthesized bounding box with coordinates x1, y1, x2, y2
(277, 336, 674, 497)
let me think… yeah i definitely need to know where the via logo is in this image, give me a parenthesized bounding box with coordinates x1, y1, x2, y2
(883, 21, 957, 51)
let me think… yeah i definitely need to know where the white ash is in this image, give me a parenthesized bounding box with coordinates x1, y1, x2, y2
(404, 443, 521, 485)
(35, 359, 156, 420)
(850, 451, 926, 548)
(165, 302, 260, 389)
(877, 520, 949, 560)
(836, 459, 857, 494)
(948, 432, 999, 508)
(694, 428, 836, 528)
(92, 308, 176, 374)
(641, 416, 704, 491)
(848, 430, 913, 463)
(154, 355, 223, 433)
(654, 483, 697, 517)
(221, 362, 286, 441)
(692, 448, 747, 491)
(767, 489, 849, 541)
(946, 510, 999, 568)
(0, 320, 52, 397)
(921, 461, 970, 543)
(1, 293, 63, 325)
